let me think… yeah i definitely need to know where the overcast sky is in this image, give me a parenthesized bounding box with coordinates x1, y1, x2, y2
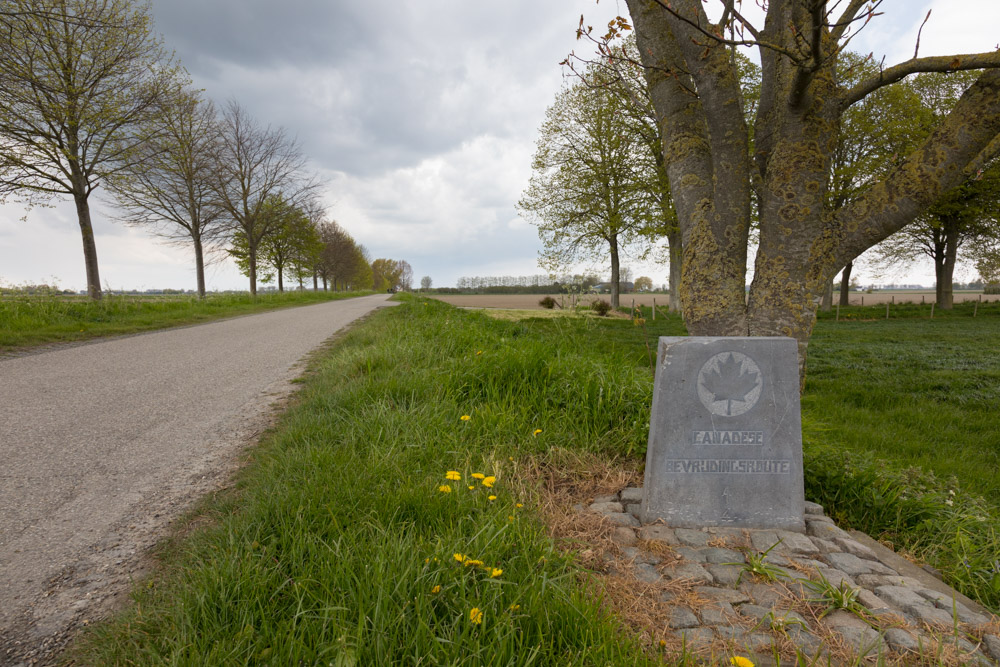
(2, 0, 998, 292)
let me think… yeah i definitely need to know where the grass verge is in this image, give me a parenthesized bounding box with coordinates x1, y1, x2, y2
(0, 290, 373, 350)
(76, 297, 1000, 664)
(74, 296, 664, 665)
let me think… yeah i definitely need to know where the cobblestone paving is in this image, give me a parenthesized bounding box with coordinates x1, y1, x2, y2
(581, 488, 1000, 665)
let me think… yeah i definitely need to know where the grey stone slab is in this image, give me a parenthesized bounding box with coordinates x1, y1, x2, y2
(694, 585, 750, 604)
(620, 547, 662, 565)
(668, 607, 700, 629)
(803, 501, 824, 515)
(642, 337, 805, 529)
(701, 547, 744, 564)
(610, 527, 638, 546)
(807, 520, 853, 541)
(620, 487, 643, 503)
(775, 530, 821, 554)
(706, 563, 743, 586)
(662, 562, 713, 585)
(625, 503, 641, 519)
(633, 562, 662, 584)
(821, 609, 869, 630)
(835, 627, 884, 657)
(638, 525, 680, 546)
(908, 603, 957, 626)
(675, 546, 707, 563)
(874, 585, 927, 610)
(737, 603, 774, 622)
(984, 634, 1000, 661)
(749, 530, 782, 553)
(810, 537, 838, 553)
(856, 574, 924, 589)
(603, 512, 640, 527)
(699, 601, 735, 625)
(674, 528, 712, 547)
(814, 568, 857, 589)
(883, 628, 923, 653)
(594, 494, 619, 504)
(915, 589, 991, 624)
(740, 581, 782, 606)
(824, 552, 875, 576)
(763, 551, 792, 567)
(832, 536, 878, 561)
(857, 588, 889, 611)
(675, 626, 715, 648)
(590, 501, 623, 514)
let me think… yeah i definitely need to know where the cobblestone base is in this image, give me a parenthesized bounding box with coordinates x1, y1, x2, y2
(579, 488, 1000, 665)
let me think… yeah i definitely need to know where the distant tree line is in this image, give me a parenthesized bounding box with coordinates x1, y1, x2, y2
(0, 0, 409, 299)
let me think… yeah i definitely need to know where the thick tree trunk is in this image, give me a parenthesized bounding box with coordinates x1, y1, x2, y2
(193, 235, 206, 298)
(609, 236, 620, 309)
(276, 264, 284, 292)
(313, 271, 318, 290)
(821, 279, 833, 311)
(667, 228, 682, 312)
(73, 193, 102, 300)
(839, 262, 854, 307)
(322, 275, 328, 290)
(937, 219, 960, 310)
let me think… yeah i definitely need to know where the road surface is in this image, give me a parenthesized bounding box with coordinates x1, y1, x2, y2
(0, 294, 395, 664)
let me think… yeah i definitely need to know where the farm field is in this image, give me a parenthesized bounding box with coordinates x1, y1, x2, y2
(76, 295, 1000, 665)
(429, 291, 1000, 310)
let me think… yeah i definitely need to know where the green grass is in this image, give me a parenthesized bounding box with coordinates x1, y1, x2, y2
(75, 296, 660, 665)
(0, 290, 374, 350)
(76, 298, 1000, 664)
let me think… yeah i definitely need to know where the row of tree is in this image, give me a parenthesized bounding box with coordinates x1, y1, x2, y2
(521, 36, 1000, 318)
(0, 0, 409, 298)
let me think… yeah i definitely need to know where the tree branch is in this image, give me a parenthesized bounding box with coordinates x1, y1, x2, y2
(841, 52, 1000, 109)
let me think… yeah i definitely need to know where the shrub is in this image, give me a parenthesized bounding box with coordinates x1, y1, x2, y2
(984, 283, 1000, 295)
(591, 299, 612, 316)
(538, 296, 557, 309)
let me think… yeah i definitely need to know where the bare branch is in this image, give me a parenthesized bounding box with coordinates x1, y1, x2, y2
(913, 9, 931, 60)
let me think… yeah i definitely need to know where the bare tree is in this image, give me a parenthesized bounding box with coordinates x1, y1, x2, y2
(211, 101, 319, 297)
(0, 0, 183, 299)
(108, 90, 225, 297)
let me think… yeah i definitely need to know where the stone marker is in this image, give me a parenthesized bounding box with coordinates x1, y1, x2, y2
(642, 337, 804, 530)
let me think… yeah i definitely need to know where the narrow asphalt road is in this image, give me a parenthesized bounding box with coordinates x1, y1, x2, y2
(0, 294, 396, 664)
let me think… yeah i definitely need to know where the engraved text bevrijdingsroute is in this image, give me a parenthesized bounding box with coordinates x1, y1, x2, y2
(691, 430, 764, 445)
(664, 459, 791, 474)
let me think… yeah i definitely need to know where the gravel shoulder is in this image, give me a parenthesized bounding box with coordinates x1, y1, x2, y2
(0, 294, 395, 666)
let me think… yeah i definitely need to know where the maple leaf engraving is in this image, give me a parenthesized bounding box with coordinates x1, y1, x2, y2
(701, 353, 760, 416)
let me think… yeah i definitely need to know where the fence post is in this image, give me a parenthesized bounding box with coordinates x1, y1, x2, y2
(861, 296, 864, 306)
(922, 295, 925, 304)
(974, 302, 979, 318)
(892, 295, 895, 304)
(836, 304, 840, 321)
(652, 297, 656, 320)
(931, 303, 935, 319)
(886, 303, 890, 319)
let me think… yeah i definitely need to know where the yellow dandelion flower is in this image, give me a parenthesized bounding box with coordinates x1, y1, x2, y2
(464, 559, 484, 567)
(454, 553, 467, 563)
(469, 607, 483, 625)
(515, 503, 523, 508)
(509, 604, 520, 611)
(471, 473, 485, 480)
(508, 515, 515, 521)
(490, 568, 503, 578)
(431, 585, 441, 594)
(730, 658, 755, 667)
(488, 495, 497, 501)
(659, 640, 667, 648)
(468, 485, 476, 490)
(476, 350, 483, 355)
(533, 429, 542, 436)
(482, 476, 496, 488)
(460, 415, 471, 421)
(445, 470, 461, 481)
(438, 485, 452, 493)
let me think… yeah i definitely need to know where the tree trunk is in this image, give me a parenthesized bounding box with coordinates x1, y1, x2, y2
(313, 271, 318, 290)
(821, 279, 833, 312)
(609, 236, 620, 309)
(933, 228, 947, 308)
(322, 275, 328, 290)
(940, 218, 960, 310)
(839, 262, 854, 307)
(248, 249, 258, 297)
(277, 264, 284, 292)
(193, 235, 206, 298)
(74, 192, 102, 300)
(668, 228, 682, 312)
